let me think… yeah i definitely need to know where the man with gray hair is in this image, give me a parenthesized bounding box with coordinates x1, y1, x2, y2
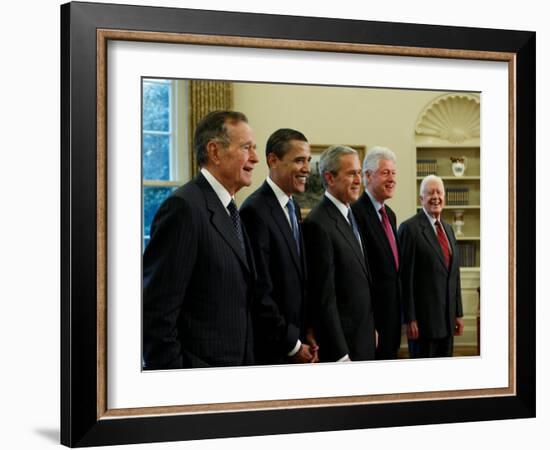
(352, 146, 402, 359)
(302, 145, 375, 362)
(143, 110, 259, 369)
(398, 175, 464, 358)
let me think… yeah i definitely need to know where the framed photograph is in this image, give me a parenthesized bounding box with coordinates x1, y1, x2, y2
(61, 1, 535, 447)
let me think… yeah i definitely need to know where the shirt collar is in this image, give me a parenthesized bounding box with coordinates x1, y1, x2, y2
(325, 191, 350, 221)
(422, 208, 450, 245)
(201, 168, 234, 209)
(422, 207, 442, 229)
(365, 187, 384, 214)
(266, 176, 291, 210)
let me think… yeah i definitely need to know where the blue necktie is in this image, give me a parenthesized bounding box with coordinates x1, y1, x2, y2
(227, 199, 245, 253)
(286, 199, 301, 256)
(347, 207, 363, 253)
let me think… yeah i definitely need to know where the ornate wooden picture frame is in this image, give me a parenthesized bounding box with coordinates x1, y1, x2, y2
(61, 1, 535, 446)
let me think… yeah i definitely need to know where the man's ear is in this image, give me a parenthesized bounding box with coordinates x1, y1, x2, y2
(206, 140, 221, 165)
(324, 171, 334, 187)
(266, 152, 279, 169)
(364, 170, 371, 184)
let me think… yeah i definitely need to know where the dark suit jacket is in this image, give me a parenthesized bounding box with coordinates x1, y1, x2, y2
(352, 192, 402, 358)
(142, 173, 255, 369)
(302, 196, 375, 362)
(397, 211, 463, 340)
(240, 181, 308, 364)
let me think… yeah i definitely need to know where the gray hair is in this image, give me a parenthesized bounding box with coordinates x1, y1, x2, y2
(319, 145, 358, 188)
(419, 174, 445, 196)
(362, 146, 397, 186)
(193, 110, 248, 167)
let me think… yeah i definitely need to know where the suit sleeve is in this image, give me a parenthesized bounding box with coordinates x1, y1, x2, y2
(449, 227, 464, 318)
(240, 207, 299, 355)
(303, 220, 349, 360)
(388, 207, 399, 238)
(397, 221, 416, 323)
(142, 197, 197, 369)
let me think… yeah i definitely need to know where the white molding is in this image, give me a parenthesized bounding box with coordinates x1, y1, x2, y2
(415, 93, 480, 145)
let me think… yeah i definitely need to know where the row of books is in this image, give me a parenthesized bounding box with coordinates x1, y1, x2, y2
(416, 159, 437, 176)
(446, 187, 470, 205)
(457, 242, 477, 267)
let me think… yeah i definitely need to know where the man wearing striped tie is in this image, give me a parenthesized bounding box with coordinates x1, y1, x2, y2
(398, 175, 464, 358)
(240, 128, 318, 364)
(302, 145, 375, 362)
(143, 111, 259, 369)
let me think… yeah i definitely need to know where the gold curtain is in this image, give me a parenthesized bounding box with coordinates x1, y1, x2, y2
(188, 80, 234, 176)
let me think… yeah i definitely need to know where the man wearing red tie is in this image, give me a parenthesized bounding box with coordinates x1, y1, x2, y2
(352, 147, 402, 360)
(398, 175, 464, 358)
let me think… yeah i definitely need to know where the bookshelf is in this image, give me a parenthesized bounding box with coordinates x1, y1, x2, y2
(414, 93, 481, 352)
(416, 145, 480, 269)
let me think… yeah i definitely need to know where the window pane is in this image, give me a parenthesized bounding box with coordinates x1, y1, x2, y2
(143, 134, 170, 180)
(143, 186, 176, 249)
(142, 82, 170, 132)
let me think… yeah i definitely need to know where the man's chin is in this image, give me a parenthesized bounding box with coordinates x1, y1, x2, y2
(236, 181, 251, 192)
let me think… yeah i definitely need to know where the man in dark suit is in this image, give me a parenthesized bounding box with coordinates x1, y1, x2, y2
(352, 147, 402, 360)
(303, 145, 375, 362)
(398, 175, 464, 358)
(142, 110, 259, 369)
(240, 128, 318, 364)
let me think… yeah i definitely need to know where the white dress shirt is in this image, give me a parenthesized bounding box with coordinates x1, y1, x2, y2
(201, 168, 235, 213)
(365, 188, 384, 222)
(422, 207, 452, 253)
(266, 176, 292, 226)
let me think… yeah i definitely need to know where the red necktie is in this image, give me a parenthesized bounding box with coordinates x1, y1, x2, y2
(379, 206, 399, 270)
(435, 220, 450, 269)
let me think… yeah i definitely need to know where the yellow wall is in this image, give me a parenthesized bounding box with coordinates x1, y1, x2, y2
(233, 82, 447, 225)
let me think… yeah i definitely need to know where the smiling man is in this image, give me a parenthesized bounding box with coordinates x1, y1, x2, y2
(352, 147, 402, 360)
(302, 145, 375, 362)
(143, 110, 259, 369)
(398, 175, 464, 358)
(240, 128, 318, 364)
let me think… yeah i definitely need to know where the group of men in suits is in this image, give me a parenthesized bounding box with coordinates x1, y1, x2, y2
(142, 110, 464, 370)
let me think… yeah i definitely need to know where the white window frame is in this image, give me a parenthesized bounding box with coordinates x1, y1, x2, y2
(142, 79, 189, 244)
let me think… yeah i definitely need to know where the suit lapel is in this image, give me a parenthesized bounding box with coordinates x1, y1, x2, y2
(261, 182, 303, 275)
(196, 174, 250, 272)
(442, 220, 458, 271)
(361, 193, 399, 271)
(385, 205, 399, 239)
(324, 197, 368, 276)
(295, 201, 307, 280)
(419, 211, 448, 271)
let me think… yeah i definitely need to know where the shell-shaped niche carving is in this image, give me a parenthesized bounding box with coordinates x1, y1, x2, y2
(415, 93, 480, 144)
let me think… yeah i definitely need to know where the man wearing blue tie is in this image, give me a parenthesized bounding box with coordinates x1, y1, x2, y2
(240, 128, 318, 364)
(302, 145, 375, 362)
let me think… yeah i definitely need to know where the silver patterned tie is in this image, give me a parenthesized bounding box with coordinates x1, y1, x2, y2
(227, 199, 245, 253)
(347, 207, 363, 254)
(286, 198, 301, 256)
